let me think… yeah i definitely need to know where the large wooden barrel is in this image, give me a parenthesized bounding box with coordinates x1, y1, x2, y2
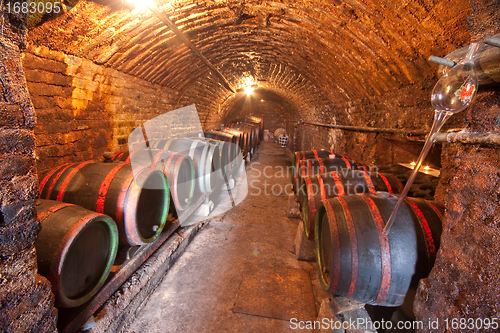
(111, 149, 196, 214)
(292, 150, 340, 185)
(223, 128, 249, 159)
(191, 137, 233, 181)
(35, 199, 119, 308)
(227, 123, 258, 155)
(294, 157, 359, 196)
(300, 171, 403, 239)
(204, 130, 243, 174)
(151, 138, 222, 193)
(245, 116, 264, 141)
(39, 161, 169, 246)
(315, 193, 444, 306)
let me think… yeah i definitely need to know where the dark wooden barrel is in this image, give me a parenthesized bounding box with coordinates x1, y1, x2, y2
(291, 150, 335, 185)
(39, 161, 169, 246)
(223, 128, 249, 159)
(245, 116, 264, 141)
(151, 138, 222, 193)
(111, 149, 196, 214)
(226, 123, 257, 155)
(294, 157, 359, 196)
(35, 199, 119, 308)
(315, 193, 444, 306)
(300, 171, 403, 239)
(204, 130, 244, 174)
(192, 137, 233, 181)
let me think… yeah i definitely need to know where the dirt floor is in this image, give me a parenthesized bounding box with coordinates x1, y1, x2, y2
(122, 142, 328, 333)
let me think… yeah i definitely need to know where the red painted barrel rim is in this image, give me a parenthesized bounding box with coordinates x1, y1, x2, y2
(405, 197, 437, 267)
(378, 173, 394, 194)
(319, 200, 341, 293)
(337, 197, 358, 297)
(361, 194, 392, 304)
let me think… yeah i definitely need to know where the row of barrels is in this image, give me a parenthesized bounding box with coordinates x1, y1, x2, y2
(292, 149, 444, 307)
(222, 116, 263, 160)
(37, 160, 172, 308)
(34, 129, 256, 309)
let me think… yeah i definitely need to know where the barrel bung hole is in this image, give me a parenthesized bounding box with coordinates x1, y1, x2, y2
(60, 222, 112, 300)
(136, 172, 168, 240)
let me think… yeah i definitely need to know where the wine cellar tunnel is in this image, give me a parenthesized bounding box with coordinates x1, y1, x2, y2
(1, 0, 500, 332)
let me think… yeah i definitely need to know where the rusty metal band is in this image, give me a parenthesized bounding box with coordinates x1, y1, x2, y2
(361, 194, 392, 304)
(317, 174, 327, 201)
(45, 163, 75, 200)
(357, 161, 368, 171)
(56, 161, 93, 202)
(338, 197, 358, 298)
(125, 150, 138, 163)
(96, 163, 128, 214)
(425, 200, 444, 220)
(360, 171, 377, 193)
(305, 177, 316, 237)
(115, 166, 147, 242)
(39, 163, 71, 194)
(341, 156, 352, 170)
(330, 172, 345, 196)
(378, 173, 394, 194)
(112, 151, 123, 160)
(151, 150, 166, 168)
(405, 197, 437, 266)
(318, 158, 325, 174)
(37, 203, 75, 223)
(392, 174, 404, 192)
(294, 160, 304, 190)
(323, 199, 341, 292)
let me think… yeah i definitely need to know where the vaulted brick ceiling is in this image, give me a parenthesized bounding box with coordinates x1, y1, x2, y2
(28, 0, 470, 121)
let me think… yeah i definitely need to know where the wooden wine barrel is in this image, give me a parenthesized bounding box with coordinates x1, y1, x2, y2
(223, 128, 249, 159)
(300, 171, 403, 239)
(246, 116, 264, 141)
(192, 137, 234, 181)
(111, 149, 196, 214)
(227, 123, 257, 155)
(151, 138, 222, 193)
(35, 199, 119, 308)
(315, 193, 444, 306)
(294, 157, 359, 197)
(204, 130, 243, 173)
(292, 150, 338, 185)
(39, 161, 170, 246)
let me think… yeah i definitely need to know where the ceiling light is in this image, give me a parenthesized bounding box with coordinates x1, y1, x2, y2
(124, 0, 156, 8)
(244, 87, 254, 95)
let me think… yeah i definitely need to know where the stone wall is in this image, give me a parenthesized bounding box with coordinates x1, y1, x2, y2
(24, 45, 181, 180)
(414, 1, 500, 330)
(0, 9, 57, 333)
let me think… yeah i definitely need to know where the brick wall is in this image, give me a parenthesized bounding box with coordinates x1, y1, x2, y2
(24, 45, 182, 180)
(0, 10, 57, 333)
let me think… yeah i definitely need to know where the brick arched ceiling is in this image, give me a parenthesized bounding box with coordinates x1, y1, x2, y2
(27, 0, 471, 122)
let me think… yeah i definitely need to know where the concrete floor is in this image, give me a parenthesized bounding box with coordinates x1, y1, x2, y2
(122, 142, 327, 333)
